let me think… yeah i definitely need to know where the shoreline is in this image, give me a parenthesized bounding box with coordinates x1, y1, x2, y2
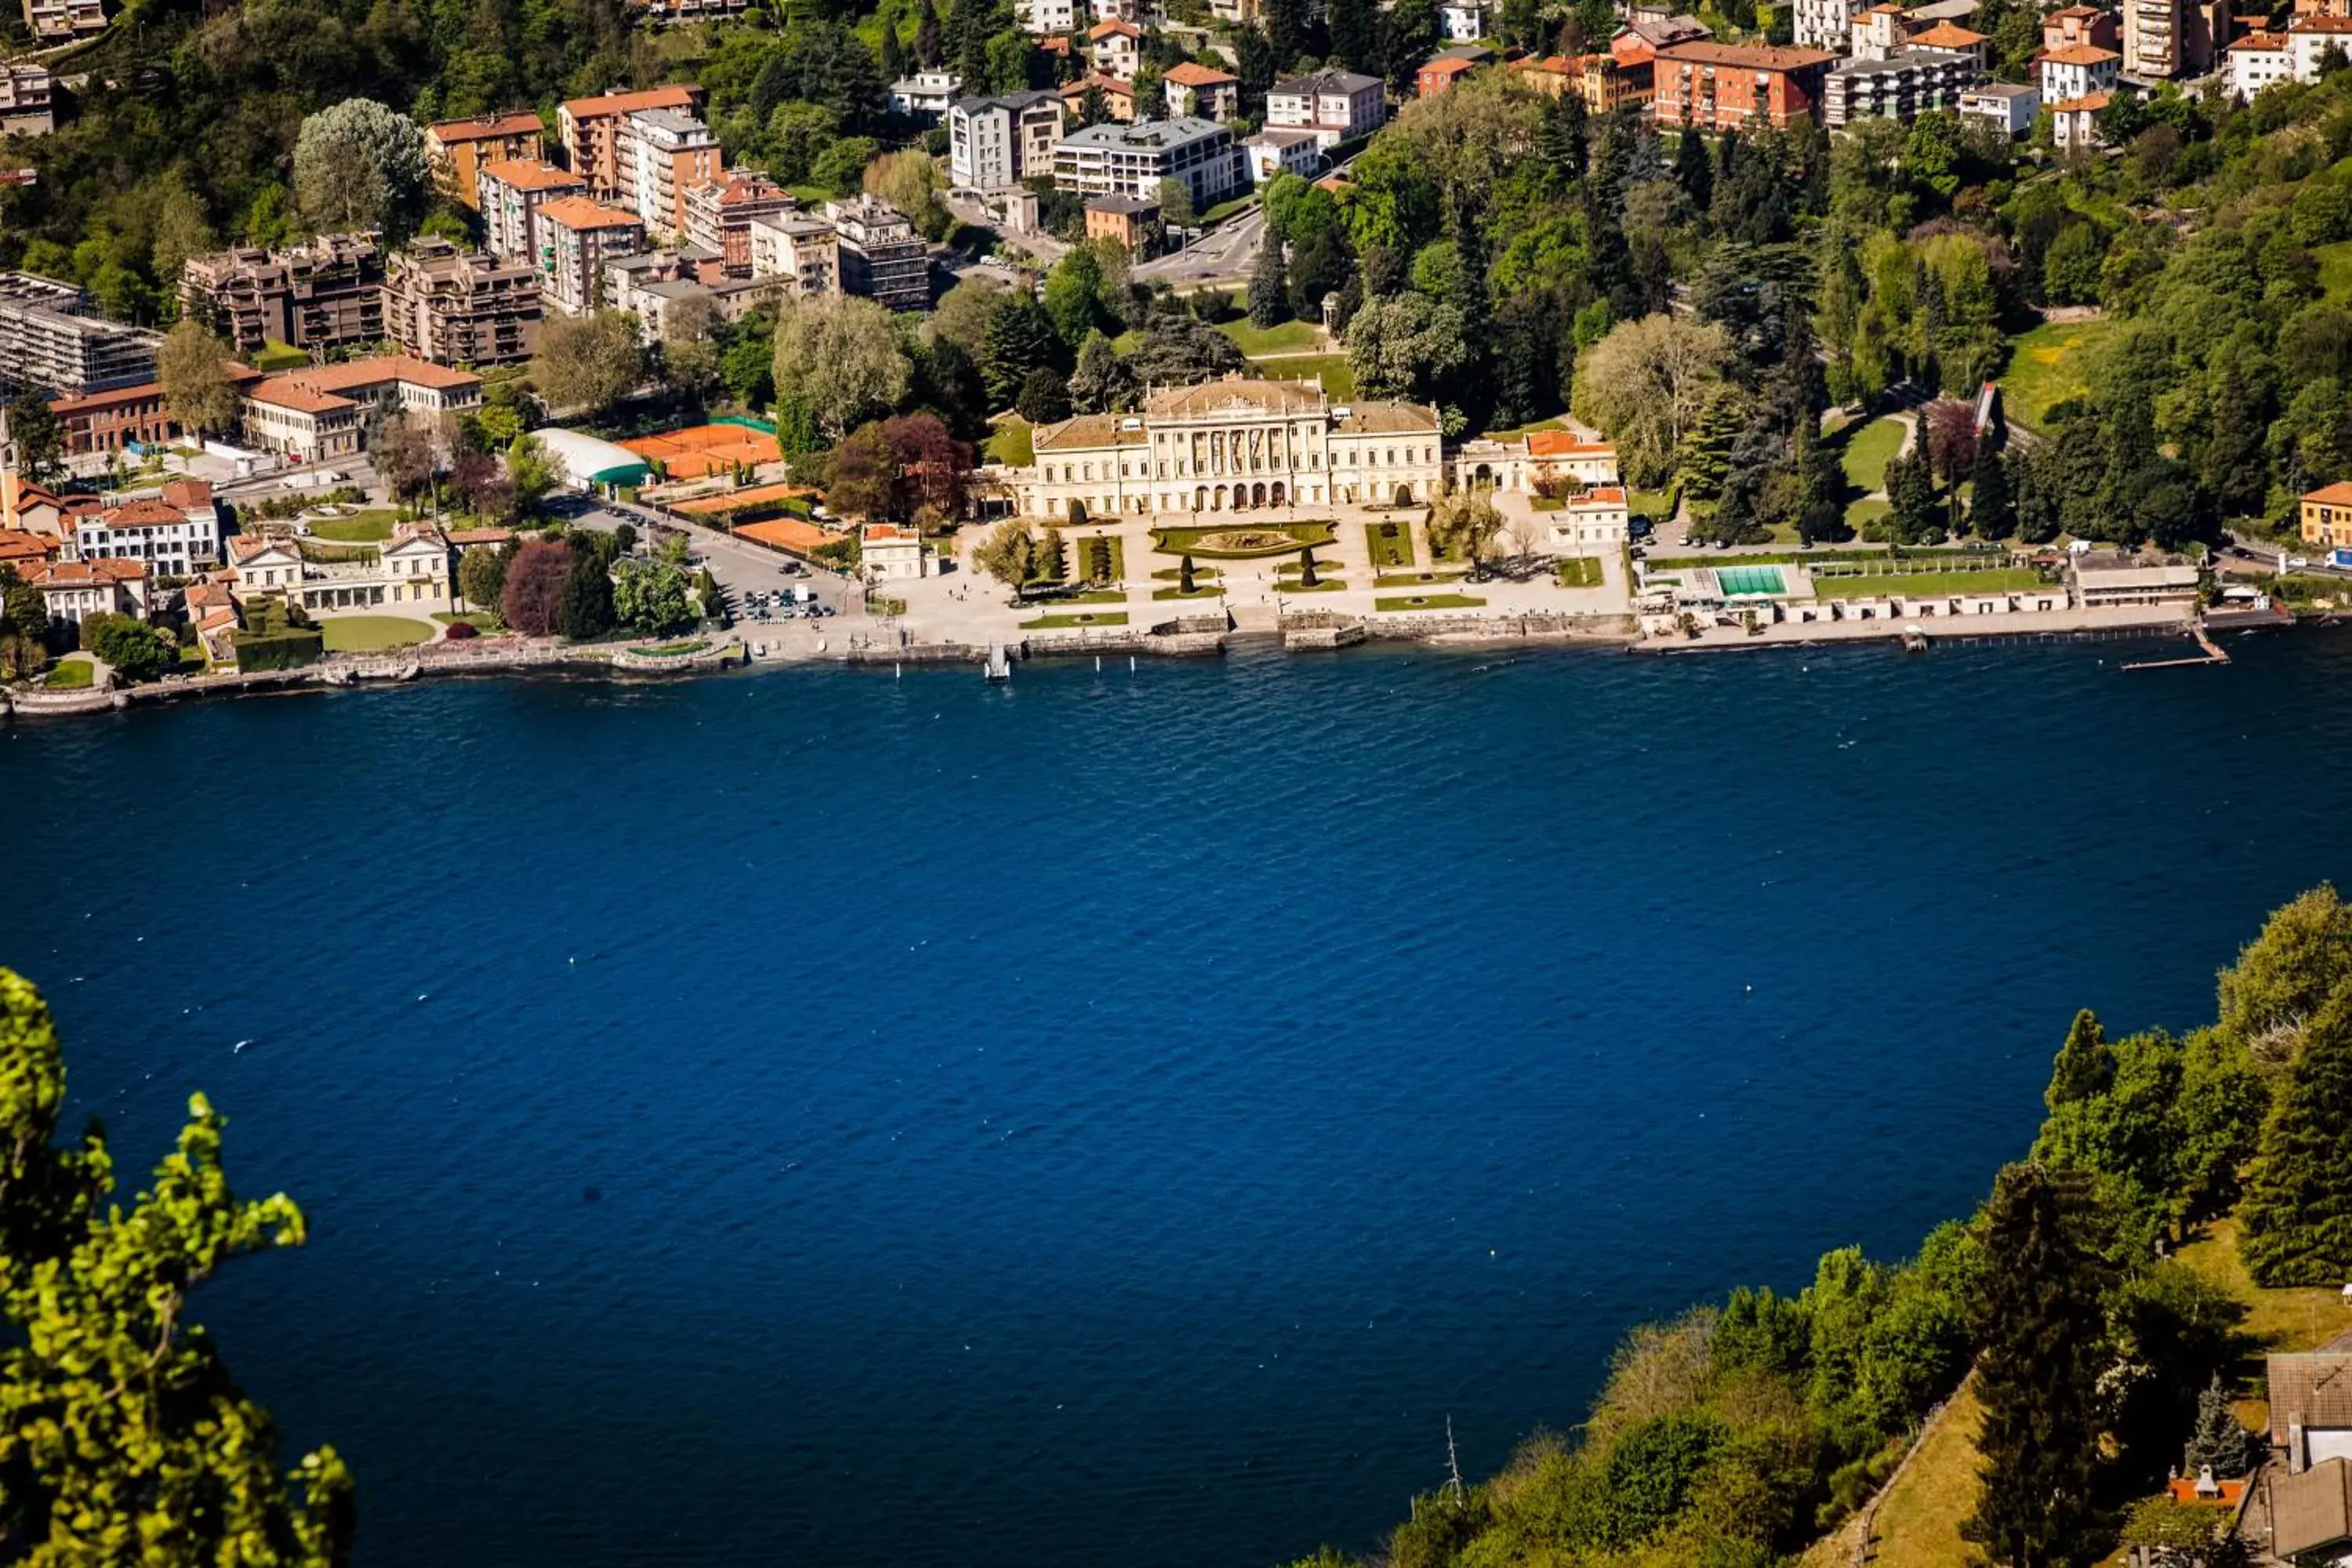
(0, 605, 2300, 721)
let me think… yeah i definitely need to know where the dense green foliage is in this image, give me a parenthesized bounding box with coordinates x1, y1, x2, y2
(0, 968, 350, 1561)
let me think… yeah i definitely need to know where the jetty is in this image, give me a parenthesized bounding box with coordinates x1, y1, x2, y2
(2121, 624, 2230, 673)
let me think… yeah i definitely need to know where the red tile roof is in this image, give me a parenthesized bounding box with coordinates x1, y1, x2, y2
(2043, 43, 2122, 62)
(96, 499, 184, 528)
(534, 196, 645, 232)
(562, 85, 701, 121)
(479, 158, 586, 193)
(1165, 61, 1238, 85)
(2307, 481, 2352, 504)
(247, 378, 357, 416)
(1527, 429, 1615, 457)
(1658, 40, 1837, 67)
(430, 111, 545, 143)
(160, 478, 213, 509)
(287, 354, 481, 394)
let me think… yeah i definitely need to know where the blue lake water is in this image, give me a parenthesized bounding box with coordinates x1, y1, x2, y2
(2, 632, 2344, 1566)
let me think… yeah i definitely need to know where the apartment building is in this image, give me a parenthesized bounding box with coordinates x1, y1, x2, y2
(2288, 14, 2352, 75)
(1244, 126, 1323, 183)
(1958, 80, 2039, 136)
(477, 158, 589, 266)
(20, 0, 103, 44)
(557, 84, 704, 200)
(179, 234, 385, 357)
(1163, 62, 1240, 120)
(1062, 73, 1139, 122)
(948, 90, 1067, 191)
(1018, 0, 1076, 31)
(826, 195, 929, 311)
(1265, 69, 1387, 147)
(622, 106, 723, 240)
(2040, 42, 2122, 104)
(2122, 0, 2230, 76)
(1650, 42, 1836, 129)
(2043, 5, 2122, 51)
(1054, 116, 1248, 209)
(1088, 18, 1144, 79)
(1, 59, 55, 136)
(889, 69, 964, 118)
(74, 481, 221, 575)
(746, 212, 840, 297)
(532, 197, 648, 315)
(683, 169, 794, 276)
(424, 112, 546, 209)
(0, 273, 160, 397)
(383, 238, 543, 367)
(2229, 30, 2292, 94)
(1823, 47, 1980, 126)
(1792, 0, 1854, 51)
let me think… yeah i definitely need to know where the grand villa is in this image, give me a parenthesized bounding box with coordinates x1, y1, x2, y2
(1019, 376, 1445, 517)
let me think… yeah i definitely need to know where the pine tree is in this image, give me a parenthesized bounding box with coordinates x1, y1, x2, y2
(1327, 0, 1374, 71)
(1674, 129, 1711, 214)
(1250, 234, 1290, 327)
(1264, 0, 1306, 69)
(2044, 1009, 2114, 1110)
(1887, 445, 1942, 545)
(1537, 90, 1588, 187)
(1962, 1163, 2115, 1568)
(2182, 1376, 2263, 1480)
(982, 294, 1061, 408)
(1969, 436, 2016, 539)
(2240, 986, 2352, 1286)
(1794, 423, 1849, 545)
(879, 17, 907, 84)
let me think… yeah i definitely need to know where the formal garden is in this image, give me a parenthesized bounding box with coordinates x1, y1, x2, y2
(1150, 521, 1336, 559)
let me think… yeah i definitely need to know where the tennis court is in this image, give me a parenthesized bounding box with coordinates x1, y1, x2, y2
(621, 423, 782, 479)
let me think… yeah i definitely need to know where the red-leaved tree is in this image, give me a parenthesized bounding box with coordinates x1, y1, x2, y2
(501, 539, 574, 636)
(883, 413, 975, 520)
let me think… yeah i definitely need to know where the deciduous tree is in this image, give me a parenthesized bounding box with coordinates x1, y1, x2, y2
(533, 312, 646, 419)
(499, 539, 573, 636)
(971, 518, 1036, 599)
(770, 292, 914, 439)
(1570, 314, 1733, 488)
(158, 321, 242, 437)
(292, 97, 429, 237)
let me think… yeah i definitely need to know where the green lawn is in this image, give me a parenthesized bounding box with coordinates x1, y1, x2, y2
(1152, 521, 1335, 557)
(1019, 611, 1131, 630)
(1374, 570, 1468, 588)
(1376, 593, 1488, 611)
(1365, 519, 1417, 570)
(42, 659, 93, 689)
(1151, 584, 1225, 599)
(985, 416, 1034, 466)
(2001, 318, 2118, 434)
(1200, 191, 1261, 223)
(319, 615, 437, 652)
(1254, 353, 1355, 401)
(1840, 417, 1907, 497)
(433, 612, 500, 629)
(1809, 568, 2042, 600)
(179, 643, 208, 671)
(1065, 532, 1125, 583)
(1149, 564, 1221, 580)
(1557, 557, 1604, 588)
(251, 340, 309, 372)
(1277, 577, 1346, 592)
(307, 510, 400, 543)
(2321, 240, 2352, 303)
(1043, 586, 1127, 604)
(1220, 318, 1323, 356)
(1847, 497, 1892, 532)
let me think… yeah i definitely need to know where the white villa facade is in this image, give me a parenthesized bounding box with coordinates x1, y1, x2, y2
(1021, 376, 1444, 517)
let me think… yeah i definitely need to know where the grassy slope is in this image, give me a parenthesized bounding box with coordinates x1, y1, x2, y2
(319, 616, 436, 652)
(2001, 318, 2118, 434)
(1253, 353, 1355, 400)
(1841, 416, 1907, 496)
(1219, 318, 1323, 356)
(985, 417, 1034, 467)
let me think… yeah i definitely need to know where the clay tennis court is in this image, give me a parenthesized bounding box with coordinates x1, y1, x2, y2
(620, 423, 781, 479)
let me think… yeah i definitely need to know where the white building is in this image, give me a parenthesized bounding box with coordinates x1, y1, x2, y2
(746, 212, 840, 296)
(1791, 0, 1853, 52)
(26, 557, 147, 627)
(2230, 30, 2292, 96)
(1017, 0, 1076, 32)
(861, 523, 932, 579)
(1163, 61, 1240, 120)
(228, 529, 456, 617)
(238, 356, 484, 465)
(1546, 487, 1631, 553)
(2288, 16, 2352, 81)
(1957, 81, 2038, 138)
(948, 91, 1067, 191)
(2040, 43, 2120, 106)
(1245, 127, 1325, 183)
(889, 69, 963, 119)
(72, 480, 221, 575)
(1088, 19, 1144, 79)
(1020, 374, 1444, 516)
(1053, 117, 1247, 209)
(1822, 48, 1979, 128)
(2050, 91, 2109, 153)
(0, 59, 56, 136)
(1438, 0, 1486, 41)
(621, 106, 723, 241)
(1265, 69, 1386, 148)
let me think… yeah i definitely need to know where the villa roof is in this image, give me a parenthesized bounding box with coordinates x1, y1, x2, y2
(480, 158, 584, 193)
(95, 499, 184, 528)
(184, 582, 235, 608)
(1033, 413, 1147, 450)
(0, 529, 58, 567)
(1574, 487, 1628, 505)
(2051, 89, 2113, 112)
(1088, 17, 1142, 38)
(2231, 28, 2288, 48)
(286, 355, 481, 394)
(228, 535, 299, 563)
(2293, 13, 2352, 30)
(1164, 60, 1238, 85)
(1338, 403, 1440, 434)
(1660, 39, 1837, 68)
(1421, 55, 1479, 75)
(861, 522, 920, 543)
(1527, 428, 1615, 457)
(2307, 481, 2352, 503)
(247, 377, 358, 416)
(2043, 43, 2121, 62)
(31, 557, 147, 587)
(1145, 376, 1327, 418)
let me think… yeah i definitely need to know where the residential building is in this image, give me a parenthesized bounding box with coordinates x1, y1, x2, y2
(1439, 0, 1486, 39)
(477, 158, 590, 265)
(746, 212, 840, 296)
(2067, 551, 2200, 606)
(1020, 374, 1443, 516)
(2123, 0, 2230, 75)
(889, 69, 963, 118)
(1084, 193, 1160, 255)
(20, 0, 103, 43)
(1062, 73, 1140, 122)
(239, 356, 482, 463)
(683, 169, 794, 276)
(622, 106, 723, 240)
(1509, 53, 1576, 98)
(1163, 61, 1240, 120)
(2289, 15, 2352, 76)
(2271, 1349, 2352, 1472)
(1244, 126, 1324, 183)
(1054, 116, 1248, 209)
(558, 84, 704, 201)
(1088, 19, 1145, 79)
(0, 59, 55, 136)
(1823, 48, 1979, 127)
(230, 528, 456, 617)
(1266, 69, 1387, 147)
(1849, 2, 1909, 60)
(1417, 54, 1480, 96)
(1546, 487, 1631, 554)
(2270, 1461, 2352, 1563)
(861, 523, 931, 579)
(532, 197, 648, 315)
(2230, 29, 2292, 93)
(1651, 42, 1836, 129)
(0, 273, 160, 397)
(424, 112, 546, 209)
(2301, 481, 2352, 558)
(2043, 5, 2121, 52)
(73, 481, 220, 575)
(1793, 0, 1855, 51)
(1907, 18, 1989, 64)
(633, 0, 750, 23)
(179, 234, 385, 358)
(948, 90, 1066, 191)
(47, 376, 259, 456)
(382, 238, 543, 368)
(2040, 44, 2122, 104)
(2050, 90, 2110, 151)
(1526, 428, 1624, 488)
(1621, 13, 1713, 49)
(1577, 34, 1664, 113)
(1018, 0, 1076, 31)
(826, 195, 930, 311)
(27, 557, 147, 628)
(1958, 80, 2039, 136)
(1091, 0, 1140, 19)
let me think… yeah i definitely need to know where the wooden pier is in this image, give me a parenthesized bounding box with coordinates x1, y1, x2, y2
(2121, 625, 2230, 673)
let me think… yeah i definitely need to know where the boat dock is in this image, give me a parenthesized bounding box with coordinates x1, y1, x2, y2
(2121, 625, 2230, 673)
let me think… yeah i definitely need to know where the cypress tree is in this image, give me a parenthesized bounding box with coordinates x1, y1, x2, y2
(1794, 423, 1849, 545)
(2045, 1009, 2113, 1111)
(879, 16, 906, 84)
(1969, 437, 2016, 540)
(2240, 985, 2352, 1286)
(1327, 0, 1374, 72)
(1962, 1163, 2114, 1568)
(557, 548, 615, 640)
(1674, 129, 1711, 214)
(1250, 234, 1290, 327)
(1538, 89, 1588, 187)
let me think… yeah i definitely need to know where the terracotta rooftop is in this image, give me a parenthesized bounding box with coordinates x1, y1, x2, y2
(480, 158, 585, 193)
(247, 378, 358, 416)
(45, 381, 164, 416)
(2051, 89, 2113, 111)
(32, 557, 147, 586)
(1087, 17, 1142, 38)
(1907, 20, 1985, 45)
(2230, 28, 2288, 46)
(160, 477, 213, 508)
(2042, 43, 2122, 62)
(430, 111, 545, 143)
(1033, 413, 1148, 450)
(562, 84, 700, 120)
(2306, 481, 2352, 504)
(535, 196, 645, 232)
(285, 355, 481, 394)
(1421, 55, 1479, 74)
(1658, 40, 1838, 67)
(96, 499, 184, 528)
(1527, 428, 1615, 457)
(1164, 61, 1238, 85)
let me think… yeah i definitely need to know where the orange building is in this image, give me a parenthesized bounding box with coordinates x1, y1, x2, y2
(557, 85, 704, 200)
(425, 112, 546, 209)
(1650, 42, 1835, 129)
(2043, 4, 2122, 50)
(1417, 54, 1479, 96)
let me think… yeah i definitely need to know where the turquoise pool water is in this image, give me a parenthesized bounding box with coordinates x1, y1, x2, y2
(1719, 564, 1788, 596)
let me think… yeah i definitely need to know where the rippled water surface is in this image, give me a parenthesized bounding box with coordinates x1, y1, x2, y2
(3, 633, 2345, 1566)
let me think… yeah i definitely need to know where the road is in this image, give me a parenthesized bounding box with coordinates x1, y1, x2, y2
(941, 191, 1071, 265)
(1137, 204, 1265, 289)
(553, 495, 877, 639)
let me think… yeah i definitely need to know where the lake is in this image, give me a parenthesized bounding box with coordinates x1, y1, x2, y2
(2, 630, 2339, 1566)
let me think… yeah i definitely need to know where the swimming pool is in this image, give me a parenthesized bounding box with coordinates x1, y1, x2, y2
(1718, 565, 1788, 596)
